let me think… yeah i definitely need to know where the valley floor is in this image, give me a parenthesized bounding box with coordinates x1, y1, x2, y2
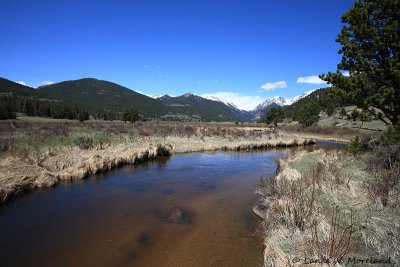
(0, 118, 314, 204)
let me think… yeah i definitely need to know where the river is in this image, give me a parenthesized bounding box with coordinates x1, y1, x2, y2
(0, 142, 341, 266)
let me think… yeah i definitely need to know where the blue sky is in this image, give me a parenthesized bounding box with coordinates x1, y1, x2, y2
(0, 0, 354, 110)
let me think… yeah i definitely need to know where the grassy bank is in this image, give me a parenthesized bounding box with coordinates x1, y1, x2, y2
(256, 148, 399, 266)
(0, 117, 314, 204)
(280, 124, 381, 143)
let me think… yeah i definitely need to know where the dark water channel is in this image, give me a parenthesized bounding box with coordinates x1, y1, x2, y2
(0, 141, 341, 267)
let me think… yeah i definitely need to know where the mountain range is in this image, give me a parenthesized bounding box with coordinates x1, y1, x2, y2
(0, 77, 317, 122)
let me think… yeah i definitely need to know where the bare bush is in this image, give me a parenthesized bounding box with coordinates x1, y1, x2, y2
(263, 172, 318, 232)
(105, 123, 130, 134)
(137, 126, 154, 136)
(0, 137, 15, 152)
(311, 207, 354, 262)
(96, 136, 111, 150)
(366, 145, 400, 207)
(73, 137, 94, 150)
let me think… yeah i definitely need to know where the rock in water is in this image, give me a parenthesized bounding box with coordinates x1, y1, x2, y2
(160, 207, 192, 224)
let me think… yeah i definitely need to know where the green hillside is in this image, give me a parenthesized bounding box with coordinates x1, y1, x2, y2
(36, 78, 252, 121)
(284, 87, 346, 120)
(0, 77, 37, 97)
(37, 78, 170, 117)
(3, 76, 332, 122)
(158, 94, 250, 121)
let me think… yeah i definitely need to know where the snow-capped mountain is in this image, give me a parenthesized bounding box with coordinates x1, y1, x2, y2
(251, 90, 316, 120)
(156, 89, 316, 121)
(156, 92, 252, 121)
(254, 96, 288, 110)
(254, 90, 316, 111)
(158, 93, 241, 110)
(201, 94, 240, 110)
(158, 94, 173, 100)
(285, 90, 316, 105)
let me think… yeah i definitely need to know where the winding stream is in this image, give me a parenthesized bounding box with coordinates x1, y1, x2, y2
(0, 142, 340, 266)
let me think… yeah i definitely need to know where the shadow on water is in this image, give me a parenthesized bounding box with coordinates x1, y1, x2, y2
(0, 142, 341, 267)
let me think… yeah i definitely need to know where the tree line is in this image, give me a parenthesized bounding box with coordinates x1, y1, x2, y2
(0, 95, 139, 122)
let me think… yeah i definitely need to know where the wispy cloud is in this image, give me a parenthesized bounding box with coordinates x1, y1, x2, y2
(260, 81, 287, 91)
(41, 81, 54, 86)
(201, 92, 264, 111)
(342, 71, 350, 77)
(296, 75, 326, 85)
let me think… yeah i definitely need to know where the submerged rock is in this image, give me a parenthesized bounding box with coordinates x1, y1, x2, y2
(159, 207, 192, 224)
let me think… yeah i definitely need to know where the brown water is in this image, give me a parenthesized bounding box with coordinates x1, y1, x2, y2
(0, 143, 339, 267)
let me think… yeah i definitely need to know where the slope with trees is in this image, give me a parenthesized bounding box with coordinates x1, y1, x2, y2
(37, 78, 170, 118)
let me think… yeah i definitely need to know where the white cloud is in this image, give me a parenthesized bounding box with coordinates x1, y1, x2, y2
(296, 75, 326, 85)
(41, 81, 54, 86)
(16, 81, 27, 86)
(260, 81, 287, 91)
(201, 92, 264, 111)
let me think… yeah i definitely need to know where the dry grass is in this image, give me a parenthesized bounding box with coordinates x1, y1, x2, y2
(0, 118, 315, 204)
(280, 124, 378, 144)
(256, 149, 400, 266)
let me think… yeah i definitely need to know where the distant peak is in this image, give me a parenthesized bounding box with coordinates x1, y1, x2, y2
(183, 92, 195, 97)
(255, 90, 317, 111)
(158, 94, 172, 99)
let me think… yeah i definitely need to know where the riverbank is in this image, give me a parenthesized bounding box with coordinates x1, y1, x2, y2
(255, 149, 400, 266)
(0, 119, 315, 204)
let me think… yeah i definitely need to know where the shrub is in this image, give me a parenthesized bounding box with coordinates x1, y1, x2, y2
(380, 125, 400, 145)
(346, 136, 363, 155)
(122, 107, 139, 123)
(78, 111, 89, 122)
(137, 126, 154, 136)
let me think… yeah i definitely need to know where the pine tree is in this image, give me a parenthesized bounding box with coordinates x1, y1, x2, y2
(320, 0, 400, 126)
(340, 108, 347, 119)
(262, 108, 284, 126)
(122, 107, 139, 123)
